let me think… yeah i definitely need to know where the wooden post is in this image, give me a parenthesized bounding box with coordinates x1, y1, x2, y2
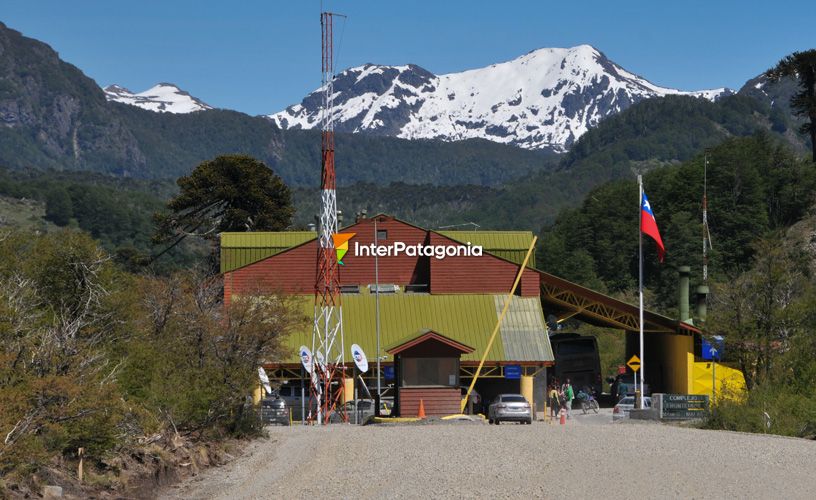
(78, 447, 84, 482)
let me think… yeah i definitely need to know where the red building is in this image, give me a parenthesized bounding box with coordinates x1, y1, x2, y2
(222, 214, 703, 417)
(222, 215, 553, 416)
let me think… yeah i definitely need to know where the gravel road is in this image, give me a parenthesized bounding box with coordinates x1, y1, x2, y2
(162, 415, 816, 499)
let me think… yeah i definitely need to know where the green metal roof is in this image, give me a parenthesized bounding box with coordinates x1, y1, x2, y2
(436, 230, 535, 267)
(276, 293, 553, 365)
(220, 232, 315, 273)
(220, 229, 536, 272)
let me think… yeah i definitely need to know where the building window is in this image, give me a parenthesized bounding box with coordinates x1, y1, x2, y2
(377, 229, 387, 241)
(340, 284, 360, 294)
(401, 357, 459, 387)
(368, 283, 398, 294)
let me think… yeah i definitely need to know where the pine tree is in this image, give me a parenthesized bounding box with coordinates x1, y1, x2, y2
(766, 50, 816, 162)
(152, 155, 294, 263)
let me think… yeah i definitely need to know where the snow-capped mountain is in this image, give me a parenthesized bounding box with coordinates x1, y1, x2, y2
(268, 45, 733, 152)
(103, 83, 212, 113)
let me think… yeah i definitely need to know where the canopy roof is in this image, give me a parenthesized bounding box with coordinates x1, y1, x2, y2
(276, 293, 553, 365)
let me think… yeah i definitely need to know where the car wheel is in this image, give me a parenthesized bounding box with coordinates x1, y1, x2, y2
(527, 418, 533, 425)
(494, 418, 500, 425)
(488, 418, 493, 424)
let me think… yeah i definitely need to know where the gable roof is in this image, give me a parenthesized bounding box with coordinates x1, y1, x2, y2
(436, 230, 535, 267)
(385, 329, 474, 355)
(221, 215, 701, 336)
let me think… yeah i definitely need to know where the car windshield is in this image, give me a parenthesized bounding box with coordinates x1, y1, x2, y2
(502, 396, 526, 403)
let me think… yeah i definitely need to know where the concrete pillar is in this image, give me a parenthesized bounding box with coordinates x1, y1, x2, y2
(533, 367, 548, 415)
(521, 375, 534, 416)
(695, 285, 709, 325)
(679, 266, 691, 323)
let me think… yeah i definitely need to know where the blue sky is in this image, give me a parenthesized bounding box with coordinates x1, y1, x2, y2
(4, 1, 814, 115)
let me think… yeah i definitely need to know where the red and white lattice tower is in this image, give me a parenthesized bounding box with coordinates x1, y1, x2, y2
(311, 11, 347, 425)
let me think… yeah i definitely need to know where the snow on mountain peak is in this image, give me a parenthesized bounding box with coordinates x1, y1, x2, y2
(103, 83, 212, 113)
(267, 45, 733, 151)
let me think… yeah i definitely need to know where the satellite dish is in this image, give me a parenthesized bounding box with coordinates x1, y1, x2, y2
(299, 345, 313, 374)
(315, 351, 326, 372)
(350, 344, 369, 373)
(258, 367, 272, 395)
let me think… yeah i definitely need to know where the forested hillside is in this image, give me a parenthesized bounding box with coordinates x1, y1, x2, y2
(538, 134, 816, 312)
(0, 168, 203, 270)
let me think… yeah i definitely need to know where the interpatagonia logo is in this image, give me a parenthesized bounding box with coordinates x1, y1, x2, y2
(331, 233, 356, 265)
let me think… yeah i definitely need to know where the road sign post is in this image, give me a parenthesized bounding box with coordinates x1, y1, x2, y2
(627, 355, 641, 406)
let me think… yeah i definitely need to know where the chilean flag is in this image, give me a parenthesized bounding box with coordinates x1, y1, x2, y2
(641, 191, 665, 262)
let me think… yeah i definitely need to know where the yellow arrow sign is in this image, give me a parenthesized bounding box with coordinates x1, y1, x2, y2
(627, 355, 641, 372)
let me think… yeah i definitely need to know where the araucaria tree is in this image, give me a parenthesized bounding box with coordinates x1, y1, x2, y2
(153, 155, 294, 258)
(766, 49, 816, 162)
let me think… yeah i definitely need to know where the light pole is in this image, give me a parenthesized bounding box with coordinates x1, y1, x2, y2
(374, 218, 382, 413)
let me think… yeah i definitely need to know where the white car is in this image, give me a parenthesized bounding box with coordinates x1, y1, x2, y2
(612, 396, 652, 421)
(488, 394, 533, 425)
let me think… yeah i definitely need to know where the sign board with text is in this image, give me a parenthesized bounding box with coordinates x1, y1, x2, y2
(504, 365, 522, 380)
(655, 393, 709, 420)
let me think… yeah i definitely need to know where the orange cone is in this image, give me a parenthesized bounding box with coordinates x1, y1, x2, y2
(418, 399, 427, 419)
(559, 409, 566, 425)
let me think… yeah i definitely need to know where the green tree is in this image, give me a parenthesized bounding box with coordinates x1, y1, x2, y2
(43, 187, 73, 226)
(706, 236, 811, 390)
(152, 155, 294, 261)
(766, 49, 816, 162)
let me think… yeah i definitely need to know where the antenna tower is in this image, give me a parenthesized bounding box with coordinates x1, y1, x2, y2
(311, 10, 347, 425)
(702, 153, 713, 282)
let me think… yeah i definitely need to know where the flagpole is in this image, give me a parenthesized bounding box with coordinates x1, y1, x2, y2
(638, 175, 645, 410)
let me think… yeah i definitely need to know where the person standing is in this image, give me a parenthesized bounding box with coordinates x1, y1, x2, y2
(548, 383, 560, 420)
(563, 379, 574, 419)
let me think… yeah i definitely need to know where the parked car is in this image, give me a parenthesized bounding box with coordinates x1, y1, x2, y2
(488, 394, 532, 425)
(612, 395, 652, 421)
(259, 397, 290, 425)
(275, 384, 317, 422)
(609, 374, 650, 401)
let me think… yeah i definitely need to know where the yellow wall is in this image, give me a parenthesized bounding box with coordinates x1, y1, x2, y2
(634, 332, 746, 399)
(521, 375, 534, 415)
(687, 353, 746, 401)
(343, 378, 354, 404)
(638, 332, 692, 394)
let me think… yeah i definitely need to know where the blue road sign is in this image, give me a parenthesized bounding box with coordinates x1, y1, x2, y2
(383, 365, 395, 380)
(504, 365, 522, 379)
(702, 335, 724, 360)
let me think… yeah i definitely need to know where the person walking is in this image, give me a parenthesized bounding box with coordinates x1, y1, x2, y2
(562, 379, 574, 419)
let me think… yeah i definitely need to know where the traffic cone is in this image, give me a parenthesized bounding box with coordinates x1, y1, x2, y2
(418, 399, 426, 419)
(559, 409, 566, 425)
